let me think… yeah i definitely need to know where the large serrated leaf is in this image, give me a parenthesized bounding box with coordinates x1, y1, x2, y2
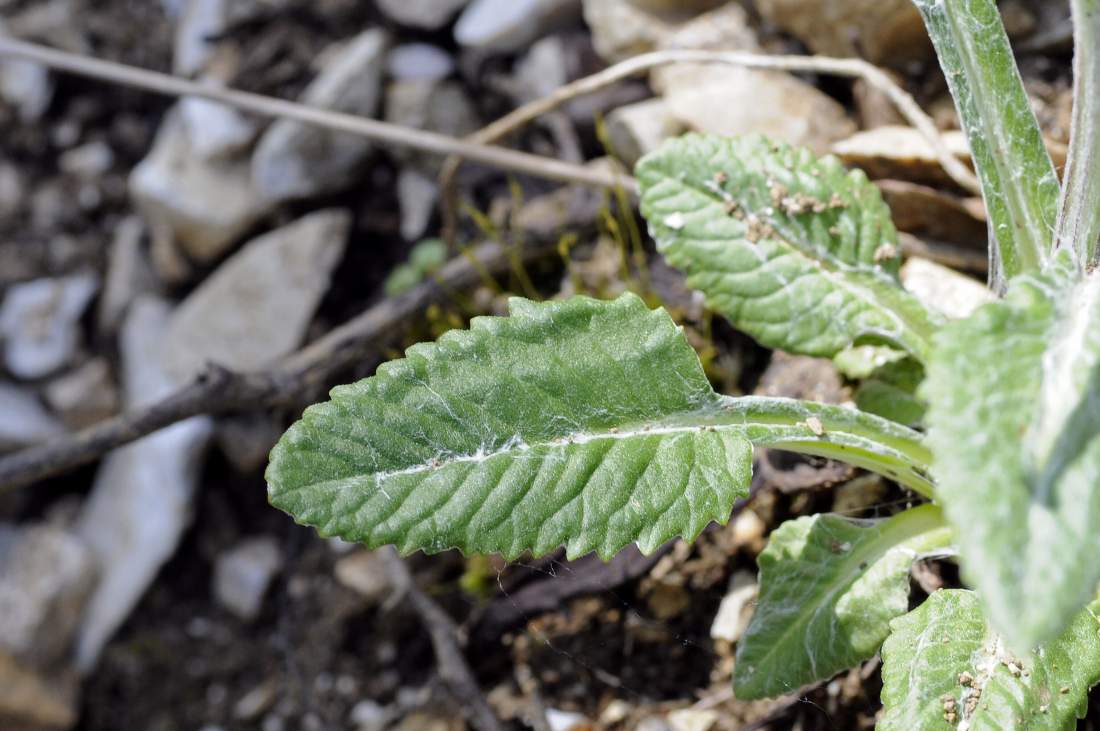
(734, 505, 951, 700)
(636, 134, 942, 362)
(913, 0, 1059, 282)
(880, 589, 1100, 730)
(922, 253, 1100, 650)
(268, 294, 933, 560)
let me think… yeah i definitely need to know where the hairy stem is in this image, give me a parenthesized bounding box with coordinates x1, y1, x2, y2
(1055, 0, 1100, 269)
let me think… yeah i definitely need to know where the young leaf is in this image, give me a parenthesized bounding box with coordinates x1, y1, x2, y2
(636, 135, 942, 363)
(879, 589, 1100, 730)
(734, 504, 951, 700)
(1055, 0, 1100, 269)
(912, 0, 1059, 283)
(267, 294, 933, 560)
(922, 254, 1100, 650)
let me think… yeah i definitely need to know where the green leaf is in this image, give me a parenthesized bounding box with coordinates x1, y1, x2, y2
(922, 253, 1100, 649)
(1055, 0, 1100, 269)
(835, 346, 926, 427)
(410, 238, 448, 273)
(637, 134, 942, 363)
(912, 0, 1059, 283)
(879, 589, 1100, 730)
(267, 294, 933, 560)
(734, 504, 951, 700)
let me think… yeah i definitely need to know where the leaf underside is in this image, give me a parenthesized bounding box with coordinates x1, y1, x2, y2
(912, 0, 1059, 283)
(922, 253, 1100, 650)
(880, 589, 1100, 730)
(734, 505, 951, 700)
(267, 294, 931, 560)
(636, 134, 942, 362)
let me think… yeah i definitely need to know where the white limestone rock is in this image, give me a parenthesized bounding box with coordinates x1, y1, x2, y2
(130, 107, 271, 264)
(454, 0, 581, 53)
(213, 536, 282, 620)
(252, 29, 390, 202)
(0, 274, 98, 380)
(74, 297, 213, 671)
(376, 0, 468, 30)
(161, 209, 350, 382)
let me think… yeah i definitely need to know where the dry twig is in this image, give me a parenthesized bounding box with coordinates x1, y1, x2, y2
(0, 240, 555, 491)
(0, 37, 627, 191)
(380, 548, 504, 731)
(439, 48, 982, 245)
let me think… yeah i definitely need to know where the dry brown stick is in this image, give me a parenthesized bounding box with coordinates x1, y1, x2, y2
(0, 37, 626, 192)
(439, 48, 982, 246)
(380, 548, 504, 731)
(0, 240, 554, 492)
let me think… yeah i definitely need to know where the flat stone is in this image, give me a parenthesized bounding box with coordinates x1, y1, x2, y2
(180, 95, 259, 160)
(755, 0, 930, 66)
(44, 358, 119, 430)
(605, 97, 684, 167)
(397, 169, 439, 242)
(0, 20, 53, 123)
(334, 551, 392, 606)
(350, 700, 391, 731)
(876, 179, 988, 247)
(75, 297, 213, 672)
(96, 215, 155, 336)
(900, 257, 994, 321)
(0, 274, 98, 380)
(384, 79, 480, 174)
(58, 141, 114, 179)
(454, 0, 581, 53)
(709, 571, 757, 642)
(174, 0, 228, 76)
(668, 709, 719, 731)
(644, 5, 849, 153)
(832, 125, 972, 187)
(387, 44, 456, 81)
(0, 383, 65, 452)
(213, 536, 282, 620)
(653, 1, 760, 54)
(0, 523, 95, 668)
(660, 66, 855, 154)
(512, 36, 569, 102)
(376, 0, 468, 30)
(3, 0, 87, 55)
(583, 0, 681, 63)
(252, 29, 389, 202)
(130, 107, 271, 264)
(545, 709, 589, 731)
(161, 209, 349, 381)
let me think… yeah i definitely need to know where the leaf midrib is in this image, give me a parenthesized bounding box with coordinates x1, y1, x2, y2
(670, 177, 939, 361)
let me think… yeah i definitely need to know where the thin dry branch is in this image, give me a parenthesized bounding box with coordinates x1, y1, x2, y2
(439, 48, 982, 245)
(0, 37, 628, 192)
(380, 548, 504, 731)
(0, 240, 555, 492)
